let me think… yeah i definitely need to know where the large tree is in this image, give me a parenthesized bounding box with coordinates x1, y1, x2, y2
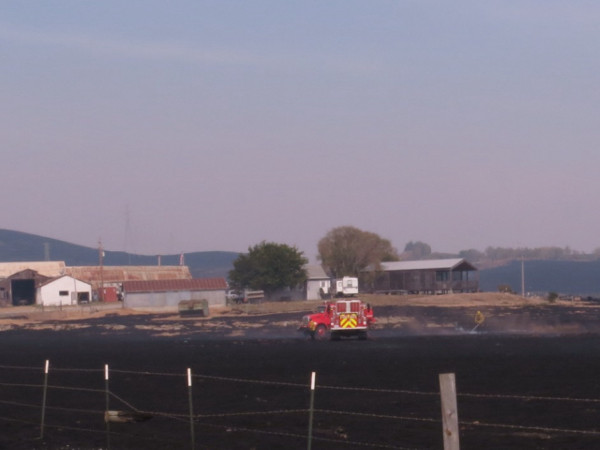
(317, 226, 398, 277)
(229, 241, 308, 297)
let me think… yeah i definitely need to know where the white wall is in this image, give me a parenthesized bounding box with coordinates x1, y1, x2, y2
(38, 277, 92, 306)
(267, 279, 330, 301)
(124, 289, 226, 308)
(307, 279, 330, 300)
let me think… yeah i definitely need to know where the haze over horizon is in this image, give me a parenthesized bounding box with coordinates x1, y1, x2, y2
(2, 2, 599, 262)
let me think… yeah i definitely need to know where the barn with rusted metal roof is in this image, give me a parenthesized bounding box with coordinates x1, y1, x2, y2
(66, 265, 193, 301)
(122, 277, 228, 308)
(0, 263, 66, 305)
(66, 265, 191, 287)
(0, 261, 194, 306)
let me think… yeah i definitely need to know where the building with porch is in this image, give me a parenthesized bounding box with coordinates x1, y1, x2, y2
(362, 258, 478, 295)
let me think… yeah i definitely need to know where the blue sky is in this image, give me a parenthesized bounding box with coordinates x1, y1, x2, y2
(2, 1, 599, 260)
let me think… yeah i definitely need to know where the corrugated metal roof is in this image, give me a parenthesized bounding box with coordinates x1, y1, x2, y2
(122, 277, 227, 293)
(305, 264, 329, 279)
(66, 266, 192, 284)
(380, 258, 475, 272)
(0, 261, 66, 279)
(39, 275, 91, 288)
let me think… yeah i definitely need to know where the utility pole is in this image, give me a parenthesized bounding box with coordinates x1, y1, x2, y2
(99, 239, 105, 302)
(521, 257, 525, 297)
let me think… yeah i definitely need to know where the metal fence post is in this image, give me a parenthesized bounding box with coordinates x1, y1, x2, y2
(439, 373, 460, 450)
(39, 359, 49, 439)
(187, 368, 195, 450)
(307, 371, 316, 450)
(105, 364, 111, 450)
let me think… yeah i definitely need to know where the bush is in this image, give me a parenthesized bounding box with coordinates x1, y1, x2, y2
(547, 292, 559, 303)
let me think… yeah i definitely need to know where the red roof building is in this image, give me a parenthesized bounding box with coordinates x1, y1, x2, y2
(122, 278, 227, 293)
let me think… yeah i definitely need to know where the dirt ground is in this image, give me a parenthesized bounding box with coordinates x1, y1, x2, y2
(1, 293, 600, 449)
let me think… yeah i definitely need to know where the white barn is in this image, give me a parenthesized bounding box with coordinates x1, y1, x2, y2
(37, 275, 92, 306)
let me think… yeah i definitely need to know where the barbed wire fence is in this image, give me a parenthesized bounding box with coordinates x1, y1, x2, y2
(0, 362, 599, 449)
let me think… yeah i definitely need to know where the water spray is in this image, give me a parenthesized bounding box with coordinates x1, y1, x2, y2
(471, 310, 485, 333)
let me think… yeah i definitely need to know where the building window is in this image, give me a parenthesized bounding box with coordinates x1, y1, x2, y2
(59, 290, 69, 296)
(436, 271, 449, 281)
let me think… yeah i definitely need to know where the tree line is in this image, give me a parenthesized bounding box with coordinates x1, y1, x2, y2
(460, 246, 600, 264)
(228, 225, 600, 299)
(228, 226, 399, 298)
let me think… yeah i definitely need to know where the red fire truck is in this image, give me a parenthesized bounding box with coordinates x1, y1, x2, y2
(298, 299, 375, 340)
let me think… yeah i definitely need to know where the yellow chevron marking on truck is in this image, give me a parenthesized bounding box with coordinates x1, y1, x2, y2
(340, 314, 357, 328)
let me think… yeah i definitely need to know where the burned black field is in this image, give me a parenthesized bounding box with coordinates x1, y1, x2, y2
(2, 304, 600, 449)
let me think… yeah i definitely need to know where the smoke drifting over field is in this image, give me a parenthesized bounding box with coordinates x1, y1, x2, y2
(2, 301, 600, 340)
(372, 304, 600, 338)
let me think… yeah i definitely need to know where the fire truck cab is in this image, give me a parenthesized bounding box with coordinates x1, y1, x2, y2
(299, 299, 375, 341)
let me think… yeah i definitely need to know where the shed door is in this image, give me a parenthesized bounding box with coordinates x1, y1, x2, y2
(11, 279, 35, 306)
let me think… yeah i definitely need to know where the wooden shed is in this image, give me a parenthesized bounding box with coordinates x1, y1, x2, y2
(0, 269, 52, 306)
(362, 258, 478, 295)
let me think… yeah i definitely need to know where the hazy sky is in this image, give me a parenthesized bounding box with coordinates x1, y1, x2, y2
(2, 1, 600, 261)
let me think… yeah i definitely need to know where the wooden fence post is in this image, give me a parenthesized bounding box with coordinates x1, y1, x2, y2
(105, 364, 111, 450)
(187, 368, 195, 450)
(439, 373, 460, 450)
(39, 359, 49, 439)
(307, 371, 316, 450)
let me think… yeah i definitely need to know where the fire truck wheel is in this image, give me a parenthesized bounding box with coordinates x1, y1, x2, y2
(313, 324, 328, 340)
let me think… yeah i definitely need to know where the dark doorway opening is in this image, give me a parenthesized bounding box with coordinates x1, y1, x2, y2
(11, 279, 35, 306)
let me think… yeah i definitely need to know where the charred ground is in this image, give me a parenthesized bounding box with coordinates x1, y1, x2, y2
(1, 297, 600, 449)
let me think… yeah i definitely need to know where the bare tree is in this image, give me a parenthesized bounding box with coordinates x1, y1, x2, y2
(317, 226, 398, 277)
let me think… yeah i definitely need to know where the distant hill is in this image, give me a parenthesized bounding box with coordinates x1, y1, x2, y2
(3, 229, 600, 295)
(0, 229, 239, 279)
(479, 259, 600, 297)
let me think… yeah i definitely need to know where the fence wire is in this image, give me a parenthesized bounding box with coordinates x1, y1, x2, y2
(1, 361, 600, 448)
(2, 364, 600, 404)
